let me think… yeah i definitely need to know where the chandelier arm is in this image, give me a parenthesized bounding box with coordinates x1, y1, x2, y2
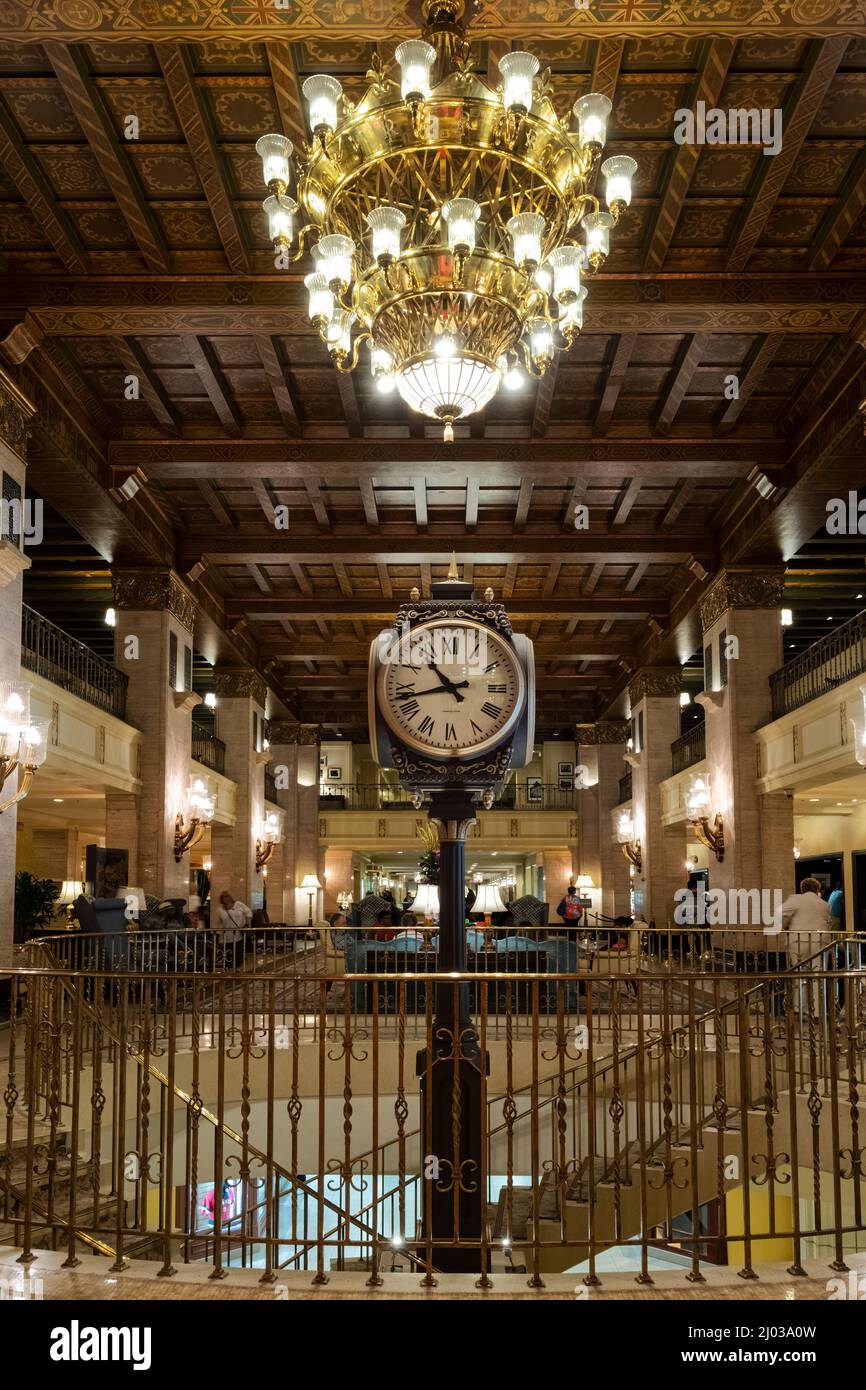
(286, 223, 322, 264)
(0, 754, 21, 791)
(0, 765, 35, 815)
(333, 330, 371, 373)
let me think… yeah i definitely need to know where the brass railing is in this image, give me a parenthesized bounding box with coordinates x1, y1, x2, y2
(671, 721, 706, 775)
(191, 721, 226, 776)
(20, 604, 128, 721)
(769, 609, 866, 719)
(318, 782, 575, 811)
(3, 933, 864, 1284)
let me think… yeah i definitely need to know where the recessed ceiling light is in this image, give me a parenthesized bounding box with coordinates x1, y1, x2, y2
(53, 797, 64, 803)
(808, 798, 819, 803)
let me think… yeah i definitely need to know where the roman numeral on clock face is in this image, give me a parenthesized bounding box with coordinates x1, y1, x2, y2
(470, 719, 483, 737)
(481, 701, 502, 719)
(484, 661, 498, 674)
(488, 683, 507, 693)
(396, 682, 415, 698)
(418, 715, 435, 736)
(445, 722, 457, 742)
(400, 698, 420, 719)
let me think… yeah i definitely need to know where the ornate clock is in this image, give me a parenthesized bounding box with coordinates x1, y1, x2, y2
(369, 563, 535, 792)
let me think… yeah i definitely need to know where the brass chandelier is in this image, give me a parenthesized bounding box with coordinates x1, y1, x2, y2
(255, 0, 635, 440)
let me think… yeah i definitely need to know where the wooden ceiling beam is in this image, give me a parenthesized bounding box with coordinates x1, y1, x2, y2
(716, 334, 784, 434)
(335, 371, 362, 436)
(643, 39, 736, 272)
(0, 95, 89, 274)
(654, 333, 708, 435)
(44, 42, 170, 274)
(262, 638, 628, 660)
(359, 478, 379, 529)
(158, 44, 250, 274)
(726, 38, 850, 273)
(610, 477, 641, 527)
(267, 41, 308, 150)
(247, 562, 273, 594)
(304, 477, 331, 531)
(657, 478, 696, 531)
(594, 334, 636, 436)
(514, 478, 533, 531)
(590, 38, 625, 101)
(254, 334, 301, 436)
(532, 359, 558, 437)
(182, 535, 706, 563)
(561, 479, 587, 532)
(809, 147, 866, 272)
(197, 479, 235, 529)
(229, 597, 666, 618)
(184, 335, 241, 434)
(114, 336, 182, 433)
(465, 477, 480, 529)
(414, 478, 428, 530)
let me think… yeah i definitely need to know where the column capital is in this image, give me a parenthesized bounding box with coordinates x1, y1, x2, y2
(213, 667, 268, 706)
(266, 720, 321, 746)
(575, 720, 629, 745)
(113, 567, 197, 633)
(628, 667, 682, 705)
(699, 565, 786, 632)
(0, 366, 35, 461)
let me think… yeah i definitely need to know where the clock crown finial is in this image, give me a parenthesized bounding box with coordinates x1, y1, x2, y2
(447, 550, 459, 582)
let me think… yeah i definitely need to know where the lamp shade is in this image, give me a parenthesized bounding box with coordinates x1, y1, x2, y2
(300, 873, 323, 891)
(473, 883, 506, 915)
(575, 874, 594, 890)
(412, 883, 440, 918)
(59, 879, 84, 906)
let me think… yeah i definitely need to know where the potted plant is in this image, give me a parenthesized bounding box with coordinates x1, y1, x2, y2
(13, 871, 60, 943)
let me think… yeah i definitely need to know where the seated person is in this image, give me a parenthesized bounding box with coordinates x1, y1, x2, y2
(327, 910, 352, 951)
(373, 908, 397, 942)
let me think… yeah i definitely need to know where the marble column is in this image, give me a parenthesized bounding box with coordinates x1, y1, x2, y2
(575, 720, 632, 920)
(112, 569, 199, 900)
(627, 668, 685, 925)
(209, 670, 268, 914)
(0, 369, 34, 949)
(265, 722, 322, 923)
(697, 567, 794, 908)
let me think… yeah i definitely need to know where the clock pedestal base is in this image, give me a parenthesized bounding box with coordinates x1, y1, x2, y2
(415, 788, 489, 1272)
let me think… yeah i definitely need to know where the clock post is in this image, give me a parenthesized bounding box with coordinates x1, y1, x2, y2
(368, 559, 535, 1273)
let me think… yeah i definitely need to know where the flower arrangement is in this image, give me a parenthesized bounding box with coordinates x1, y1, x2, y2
(416, 821, 440, 884)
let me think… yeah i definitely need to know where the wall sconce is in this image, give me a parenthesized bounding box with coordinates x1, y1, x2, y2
(255, 810, 281, 872)
(299, 872, 323, 927)
(336, 889, 353, 912)
(617, 811, 641, 873)
(686, 776, 725, 862)
(0, 682, 49, 814)
(174, 773, 215, 861)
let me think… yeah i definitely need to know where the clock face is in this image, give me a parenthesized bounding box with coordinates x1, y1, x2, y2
(377, 618, 524, 759)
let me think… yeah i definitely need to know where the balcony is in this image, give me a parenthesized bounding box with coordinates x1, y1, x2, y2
(617, 770, 632, 805)
(191, 720, 226, 776)
(671, 721, 706, 775)
(21, 604, 128, 721)
(770, 609, 866, 719)
(264, 766, 278, 803)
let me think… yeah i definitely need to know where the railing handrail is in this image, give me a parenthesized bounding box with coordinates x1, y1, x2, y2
(671, 721, 706, 775)
(20, 602, 128, 721)
(769, 607, 866, 718)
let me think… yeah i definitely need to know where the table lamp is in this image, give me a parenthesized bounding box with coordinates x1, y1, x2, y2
(58, 879, 84, 929)
(299, 872, 323, 927)
(474, 882, 506, 928)
(412, 882, 439, 924)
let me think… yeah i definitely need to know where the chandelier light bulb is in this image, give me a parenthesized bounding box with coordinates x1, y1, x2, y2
(504, 363, 524, 390)
(314, 233, 355, 291)
(434, 330, 458, 361)
(395, 39, 436, 101)
(443, 197, 481, 254)
(507, 212, 545, 270)
(582, 210, 614, 267)
(304, 271, 334, 325)
(573, 91, 612, 148)
(262, 192, 297, 245)
(498, 51, 540, 114)
(255, 132, 293, 191)
(366, 205, 406, 264)
(560, 285, 587, 336)
(303, 74, 342, 135)
(601, 154, 637, 213)
(548, 243, 583, 304)
(326, 310, 355, 358)
(529, 317, 554, 365)
(534, 264, 552, 295)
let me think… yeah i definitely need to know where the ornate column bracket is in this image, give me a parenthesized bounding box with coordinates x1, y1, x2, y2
(266, 720, 322, 746)
(0, 366, 35, 461)
(575, 720, 629, 745)
(213, 668, 269, 707)
(698, 566, 785, 633)
(112, 568, 198, 634)
(627, 668, 683, 706)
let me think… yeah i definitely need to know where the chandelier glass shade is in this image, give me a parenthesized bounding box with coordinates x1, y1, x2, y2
(256, 0, 634, 437)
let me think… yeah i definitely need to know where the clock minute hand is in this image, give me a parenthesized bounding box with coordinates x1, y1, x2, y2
(410, 682, 470, 698)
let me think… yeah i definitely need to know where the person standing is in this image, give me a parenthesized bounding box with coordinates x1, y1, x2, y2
(215, 891, 252, 967)
(828, 882, 844, 932)
(780, 877, 831, 968)
(556, 884, 583, 925)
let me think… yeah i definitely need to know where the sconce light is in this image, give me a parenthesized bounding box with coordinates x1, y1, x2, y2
(336, 889, 353, 912)
(686, 776, 724, 862)
(255, 810, 281, 873)
(0, 683, 49, 814)
(793, 843, 801, 861)
(174, 773, 215, 861)
(617, 811, 641, 873)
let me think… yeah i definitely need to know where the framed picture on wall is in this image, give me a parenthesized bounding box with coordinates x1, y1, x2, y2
(526, 777, 543, 803)
(557, 761, 574, 778)
(558, 777, 573, 791)
(85, 846, 129, 899)
(327, 767, 342, 781)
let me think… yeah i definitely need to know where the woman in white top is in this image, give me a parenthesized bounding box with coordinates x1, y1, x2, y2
(780, 877, 831, 968)
(215, 893, 252, 957)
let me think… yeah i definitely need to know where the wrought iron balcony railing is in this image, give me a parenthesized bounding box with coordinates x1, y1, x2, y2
(671, 721, 706, 775)
(617, 769, 632, 804)
(264, 766, 278, 803)
(6, 929, 864, 1285)
(319, 781, 575, 811)
(191, 720, 226, 776)
(770, 608, 866, 719)
(20, 604, 129, 721)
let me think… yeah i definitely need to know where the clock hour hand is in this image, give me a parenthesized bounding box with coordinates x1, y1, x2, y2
(427, 660, 466, 703)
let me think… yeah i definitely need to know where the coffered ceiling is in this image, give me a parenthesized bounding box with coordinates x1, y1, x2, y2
(3, 2, 865, 737)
